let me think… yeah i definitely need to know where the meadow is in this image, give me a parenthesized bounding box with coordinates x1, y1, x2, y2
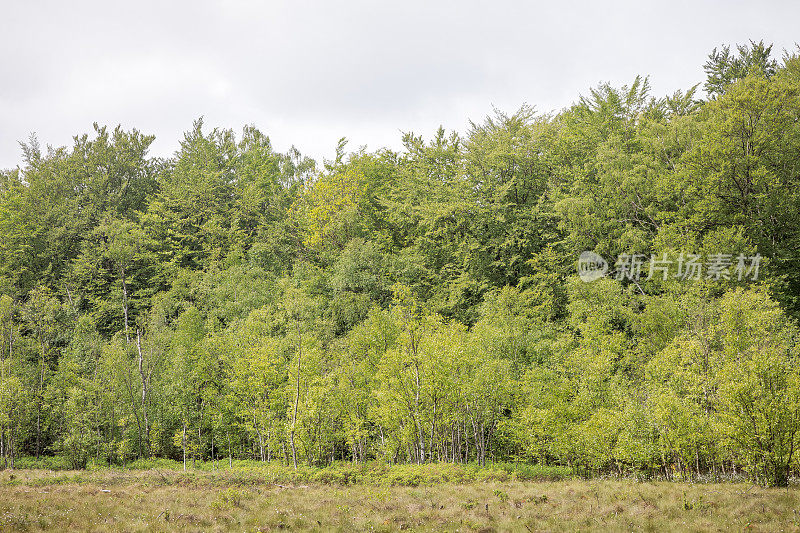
(1, 461, 799, 532)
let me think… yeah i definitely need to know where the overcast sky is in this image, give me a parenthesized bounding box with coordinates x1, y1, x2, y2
(1, 0, 798, 170)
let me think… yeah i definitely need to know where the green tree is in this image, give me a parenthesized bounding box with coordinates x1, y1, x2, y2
(704, 40, 778, 97)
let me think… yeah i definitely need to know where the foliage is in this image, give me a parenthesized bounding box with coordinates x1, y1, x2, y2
(0, 41, 799, 487)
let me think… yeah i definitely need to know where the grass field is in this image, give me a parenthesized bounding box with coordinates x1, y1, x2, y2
(1, 464, 799, 532)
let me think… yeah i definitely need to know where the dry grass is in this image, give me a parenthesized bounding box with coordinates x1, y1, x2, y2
(1, 469, 800, 531)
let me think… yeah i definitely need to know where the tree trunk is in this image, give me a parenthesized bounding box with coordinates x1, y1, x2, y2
(412, 361, 424, 463)
(428, 399, 437, 464)
(196, 426, 201, 466)
(136, 330, 150, 457)
(290, 322, 302, 469)
(464, 421, 469, 463)
(35, 352, 44, 459)
(182, 422, 187, 471)
(227, 431, 232, 468)
(5, 433, 13, 469)
(257, 427, 265, 462)
(0, 329, 5, 470)
(121, 266, 130, 345)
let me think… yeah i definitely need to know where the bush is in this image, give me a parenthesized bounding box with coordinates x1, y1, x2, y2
(6, 457, 574, 485)
(13, 456, 73, 470)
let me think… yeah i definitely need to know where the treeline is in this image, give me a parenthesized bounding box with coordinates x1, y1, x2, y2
(1, 41, 800, 486)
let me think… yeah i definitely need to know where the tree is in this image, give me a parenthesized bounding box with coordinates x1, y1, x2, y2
(71, 217, 154, 339)
(141, 119, 238, 276)
(167, 306, 207, 468)
(0, 374, 24, 468)
(226, 314, 287, 462)
(688, 70, 800, 316)
(704, 40, 778, 97)
(714, 289, 800, 487)
(276, 281, 318, 469)
(23, 286, 61, 458)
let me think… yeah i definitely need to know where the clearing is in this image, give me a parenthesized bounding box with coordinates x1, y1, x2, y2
(0, 468, 798, 531)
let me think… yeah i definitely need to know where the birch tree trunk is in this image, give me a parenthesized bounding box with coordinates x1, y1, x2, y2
(136, 330, 150, 457)
(290, 322, 302, 469)
(121, 265, 129, 345)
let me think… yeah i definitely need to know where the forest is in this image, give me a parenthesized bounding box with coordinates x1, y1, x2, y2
(0, 41, 799, 487)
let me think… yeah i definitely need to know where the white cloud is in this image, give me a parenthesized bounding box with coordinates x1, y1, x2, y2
(1, 0, 798, 168)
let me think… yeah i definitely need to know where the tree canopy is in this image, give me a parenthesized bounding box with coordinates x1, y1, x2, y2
(1, 42, 799, 486)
